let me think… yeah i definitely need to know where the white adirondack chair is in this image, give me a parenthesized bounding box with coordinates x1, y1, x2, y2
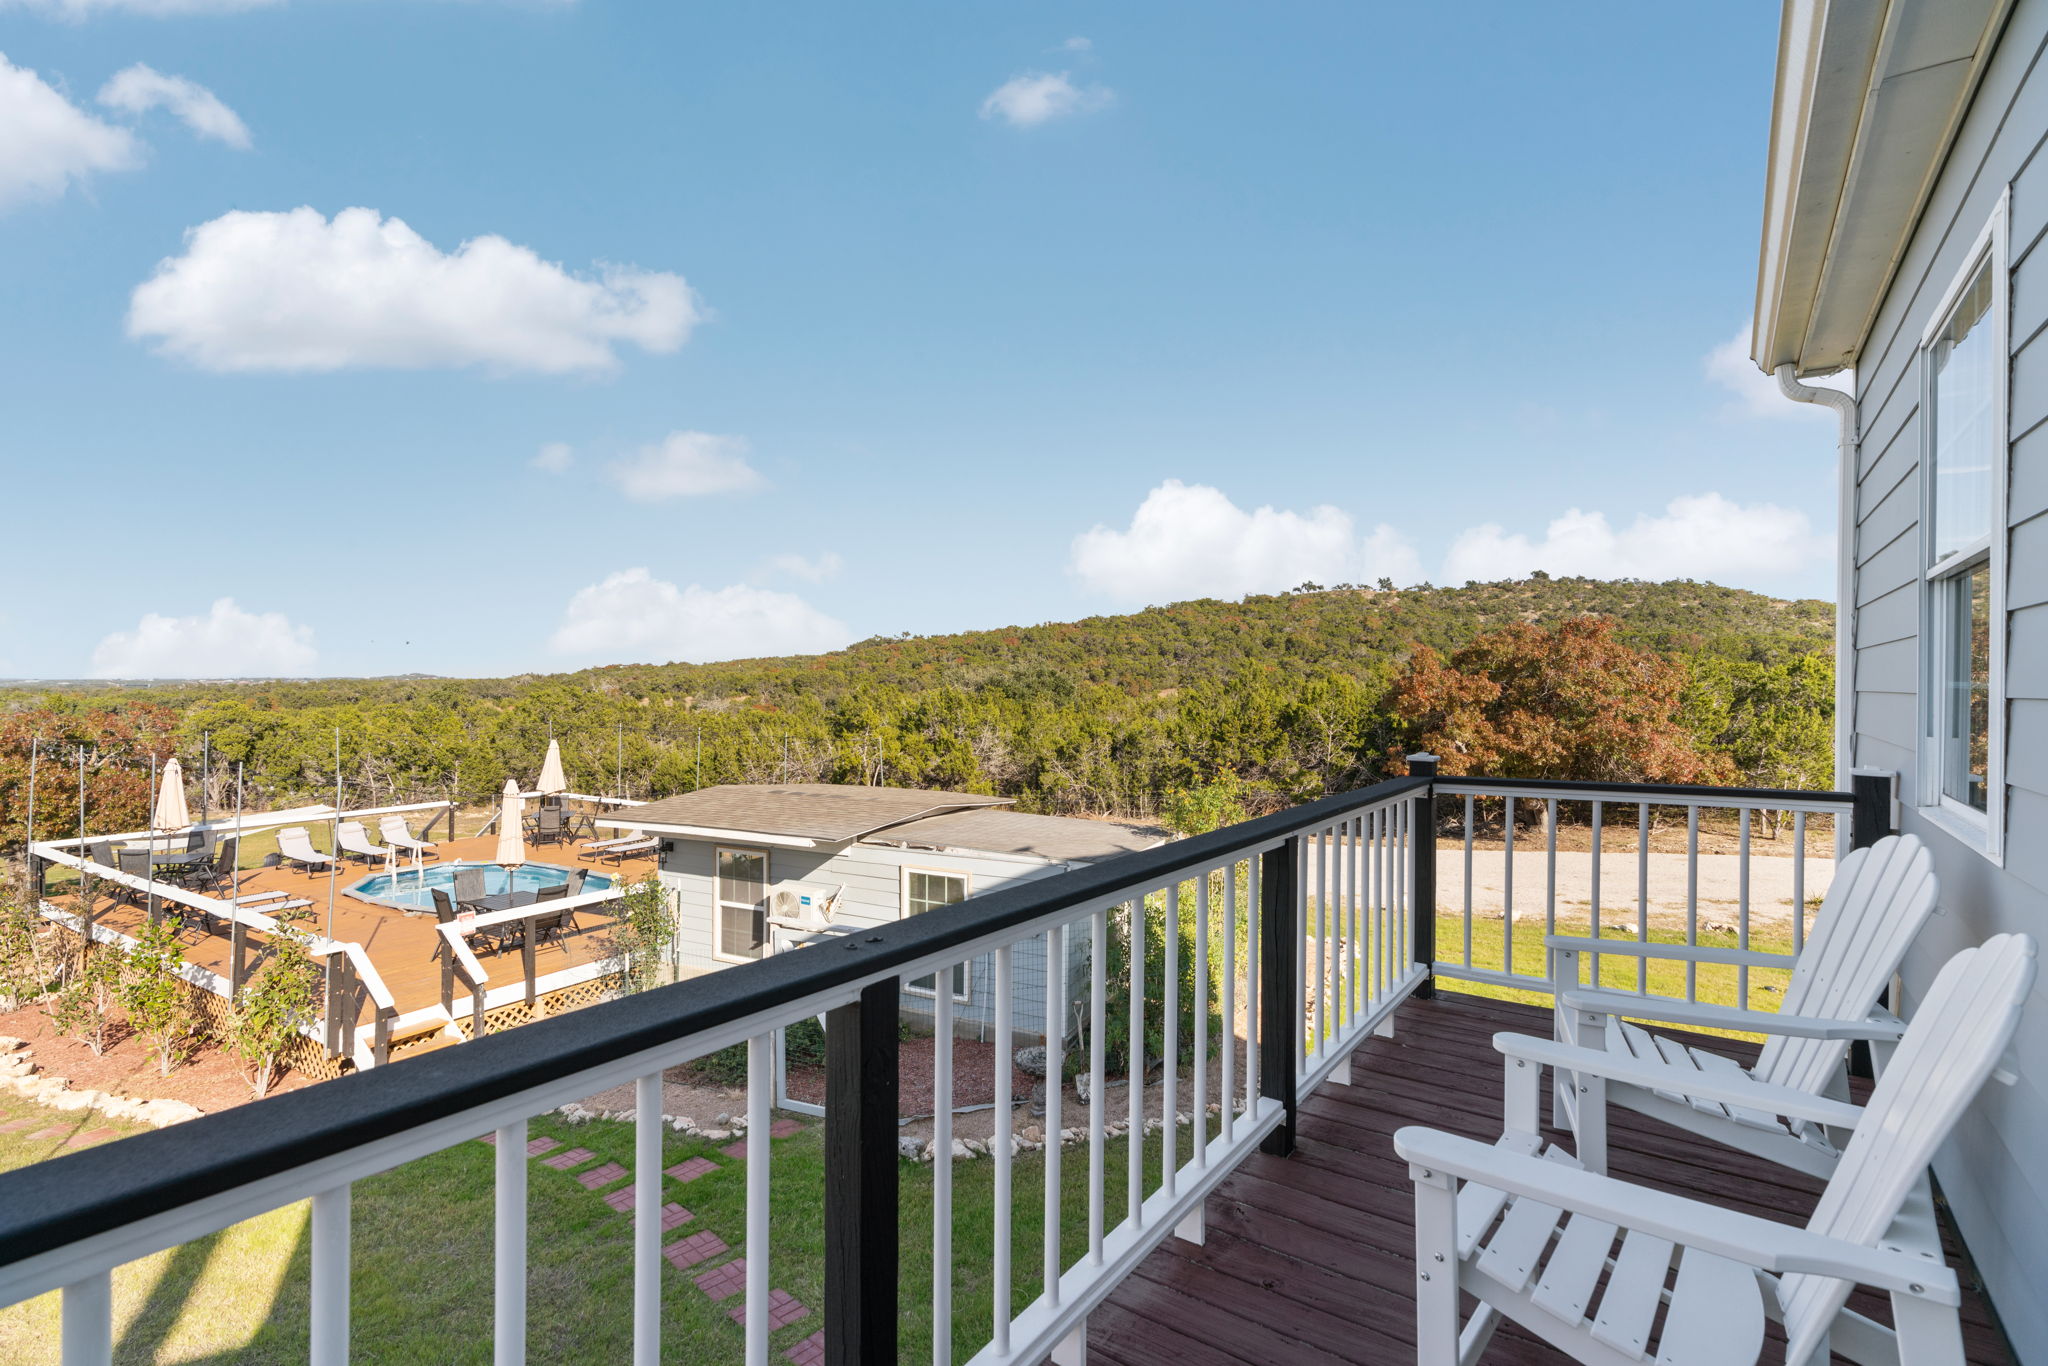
(1530, 833, 1937, 1178)
(1396, 933, 2034, 1366)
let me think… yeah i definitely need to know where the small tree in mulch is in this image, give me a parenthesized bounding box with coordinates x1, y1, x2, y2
(608, 875, 677, 997)
(50, 941, 123, 1057)
(226, 919, 321, 1098)
(123, 918, 195, 1077)
(0, 894, 58, 1013)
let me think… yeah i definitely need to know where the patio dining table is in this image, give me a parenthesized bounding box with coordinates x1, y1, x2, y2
(468, 890, 541, 916)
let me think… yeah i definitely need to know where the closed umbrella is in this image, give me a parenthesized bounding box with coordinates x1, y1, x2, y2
(537, 739, 567, 797)
(494, 778, 525, 889)
(152, 757, 191, 830)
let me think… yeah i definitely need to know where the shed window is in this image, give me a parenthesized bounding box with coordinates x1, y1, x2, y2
(717, 848, 768, 961)
(904, 869, 970, 1000)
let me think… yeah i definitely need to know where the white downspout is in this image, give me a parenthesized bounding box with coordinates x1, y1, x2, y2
(1775, 364, 1859, 804)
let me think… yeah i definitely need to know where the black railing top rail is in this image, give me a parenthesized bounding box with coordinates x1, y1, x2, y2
(0, 774, 1428, 1270)
(1434, 774, 1857, 806)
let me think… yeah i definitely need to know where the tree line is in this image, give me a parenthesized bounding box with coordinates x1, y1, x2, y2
(0, 577, 1836, 841)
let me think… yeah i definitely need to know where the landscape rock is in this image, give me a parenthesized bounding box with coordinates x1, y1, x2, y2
(0, 1036, 28, 1053)
(898, 1137, 923, 1160)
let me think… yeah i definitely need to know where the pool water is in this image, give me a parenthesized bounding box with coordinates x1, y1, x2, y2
(346, 861, 612, 911)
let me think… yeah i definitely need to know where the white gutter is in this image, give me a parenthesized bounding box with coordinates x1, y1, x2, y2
(593, 818, 820, 849)
(1776, 364, 1858, 807)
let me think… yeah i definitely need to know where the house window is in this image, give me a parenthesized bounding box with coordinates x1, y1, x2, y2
(1919, 192, 2007, 855)
(716, 847, 768, 961)
(903, 869, 971, 1000)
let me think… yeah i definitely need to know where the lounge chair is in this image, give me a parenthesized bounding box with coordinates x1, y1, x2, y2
(378, 816, 440, 863)
(1396, 934, 2036, 1366)
(335, 821, 391, 867)
(275, 826, 335, 872)
(1519, 832, 1939, 1178)
(580, 834, 639, 852)
(590, 837, 657, 865)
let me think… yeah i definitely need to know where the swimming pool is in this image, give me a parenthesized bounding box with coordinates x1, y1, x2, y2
(345, 861, 613, 912)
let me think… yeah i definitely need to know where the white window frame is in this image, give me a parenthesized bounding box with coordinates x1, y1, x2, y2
(712, 845, 771, 964)
(1915, 189, 2009, 864)
(901, 865, 974, 1003)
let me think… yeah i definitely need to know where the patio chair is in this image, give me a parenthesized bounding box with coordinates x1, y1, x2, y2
(335, 821, 390, 866)
(591, 837, 658, 866)
(527, 897, 577, 951)
(1520, 832, 1938, 1178)
(565, 868, 588, 897)
(1396, 933, 2035, 1366)
(378, 816, 440, 863)
(275, 826, 335, 873)
(189, 835, 240, 892)
(429, 889, 459, 964)
(114, 848, 154, 905)
(531, 806, 567, 847)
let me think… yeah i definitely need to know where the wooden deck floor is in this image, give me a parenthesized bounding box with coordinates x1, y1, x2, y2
(1084, 991, 2016, 1366)
(45, 834, 658, 1021)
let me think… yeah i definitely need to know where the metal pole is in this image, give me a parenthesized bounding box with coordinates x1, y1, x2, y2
(695, 728, 702, 789)
(230, 763, 244, 904)
(146, 752, 158, 923)
(328, 728, 341, 939)
(24, 737, 38, 881)
(200, 731, 210, 831)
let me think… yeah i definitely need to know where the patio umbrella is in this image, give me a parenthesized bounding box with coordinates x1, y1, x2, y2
(537, 739, 567, 798)
(495, 778, 525, 886)
(152, 756, 191, 830)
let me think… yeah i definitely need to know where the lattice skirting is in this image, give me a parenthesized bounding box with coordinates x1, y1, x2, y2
(453, 974, 626, 1040)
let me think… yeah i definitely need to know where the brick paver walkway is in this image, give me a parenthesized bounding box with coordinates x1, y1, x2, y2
(0, 1119, 38, 1132)
(784, 1330, 826, 1365)
(768, 1119, 803, 1138)
(541, 1147, 595, 1170)
(693, 1258, 747, 1303)
(728, 1288, 810, 1329)
(526, 1136, 561, 1157)
(719, 1139, 750, 1160)
(576, 1161, 629, 1190)
(634, 1202, 694, 1232)
(662, 1231, 729, 1271)
(665, 1156, 718, 1182)
(28, 1127, 67, 1142)
(602, 1183, 639, 1212)
(66, 1128, 117, 1146)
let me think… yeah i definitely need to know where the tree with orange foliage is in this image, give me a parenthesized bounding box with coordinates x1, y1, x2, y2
(1389, 617, 1730, 785)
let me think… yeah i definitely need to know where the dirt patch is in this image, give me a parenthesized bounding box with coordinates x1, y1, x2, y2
(779, 1036, 1034, 1117)
(0, 1002, 315, 1116)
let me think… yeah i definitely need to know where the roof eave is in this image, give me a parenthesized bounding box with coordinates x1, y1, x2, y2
(1753, 0, 2011, 379)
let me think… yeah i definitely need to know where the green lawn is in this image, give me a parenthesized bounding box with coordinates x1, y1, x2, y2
(0, 1091, 1208, 1366)
(0, 904, 1799, 1363)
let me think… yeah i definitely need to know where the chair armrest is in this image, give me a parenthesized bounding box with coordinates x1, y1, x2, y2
(1392, 1126, 1958, 1302)
(1557, 986, 1908, 1042)
(1545, 934, 1793, 971)
(1493, 1031, 1866, 1127)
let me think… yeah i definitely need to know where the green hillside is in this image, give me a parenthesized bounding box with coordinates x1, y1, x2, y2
(0, 577, 1833, 829)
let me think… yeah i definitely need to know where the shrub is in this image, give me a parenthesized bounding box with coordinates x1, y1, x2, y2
(609, 875, 677, 997)
(226, 917, 321, 1097)
(0, 894, 55, 1013)
(691, 1018, 825, 1088)
(50, 941, 122, 1056)
(1088, 883, 1227, 1077)
(123, 918, 194, 1077)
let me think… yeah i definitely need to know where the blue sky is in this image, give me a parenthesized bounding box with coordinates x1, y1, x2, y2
(0, 1, 1838, 679)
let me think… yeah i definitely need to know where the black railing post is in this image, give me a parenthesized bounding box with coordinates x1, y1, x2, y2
(1849, 769, 1895, 851)
(825, 978, 899, 1365)
(1407, 754, 1439, 999)
(1259, 836, 1300, 1157)
(1847, 770, 1897, 1078)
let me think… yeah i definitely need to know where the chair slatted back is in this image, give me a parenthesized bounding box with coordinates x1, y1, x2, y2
(1755, 834, 1939, 1094)
(452, 866, 485, 904)
(1778, 934, 2036, 1364)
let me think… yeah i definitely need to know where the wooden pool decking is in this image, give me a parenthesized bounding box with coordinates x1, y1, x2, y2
(42, 833, 658, 1026)
(1080, 991, 2016, 1366)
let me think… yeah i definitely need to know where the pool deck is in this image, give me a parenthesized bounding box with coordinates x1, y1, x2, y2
(44, 832, 659, 1029)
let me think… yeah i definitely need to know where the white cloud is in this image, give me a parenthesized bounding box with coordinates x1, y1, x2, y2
(1443, 493, 1831, 587)
(550, 569, 850, 663)
(98, 64, 250, 148)
(766, 551, 843, 583)
(126, 206, 701, 374)
(90, 598, 316, 678)
(980, 71, 1112, 127)
(0, 52, 140, 211)
(608, 430, 762, 501)
(1070, 480, 1422, 603)
(1705, 321, 1852, 418)
(1061, 36, 1092, 53)
(532, 441, 574, 473)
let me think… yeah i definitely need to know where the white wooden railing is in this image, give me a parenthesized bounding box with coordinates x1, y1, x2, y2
(0, 770, 1890, 1365)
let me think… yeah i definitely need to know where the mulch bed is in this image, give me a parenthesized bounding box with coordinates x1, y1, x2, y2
(780, 1035, 1034, 1117)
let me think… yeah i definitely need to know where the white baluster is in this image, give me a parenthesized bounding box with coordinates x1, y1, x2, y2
(932, 991, 952, 1366)
(993, 942, 1013, 1352)
(311, 1184, 351, 1366)
(497, 1118, 528, 1366)
(1128, 894, 1145, 1229)
(1043, 924, 1064, 1308)
(1738, 806, 1753, 1005)
(1088, 906, 1107, 1268)
(635, 1075, 661, 1366)
(60, 1271, 111, 1366)
(1164, 882, 1181, 1197)
(1636, 802, 1650, 994)
(1792, 811, 1808, 953)
(1219, 861, 1236, 1150)
(1686, 804, 1701, 1001)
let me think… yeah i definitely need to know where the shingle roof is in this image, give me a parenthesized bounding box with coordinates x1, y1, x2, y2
(614, 783, 1011, 843)
(862, 808, 1163, 864)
